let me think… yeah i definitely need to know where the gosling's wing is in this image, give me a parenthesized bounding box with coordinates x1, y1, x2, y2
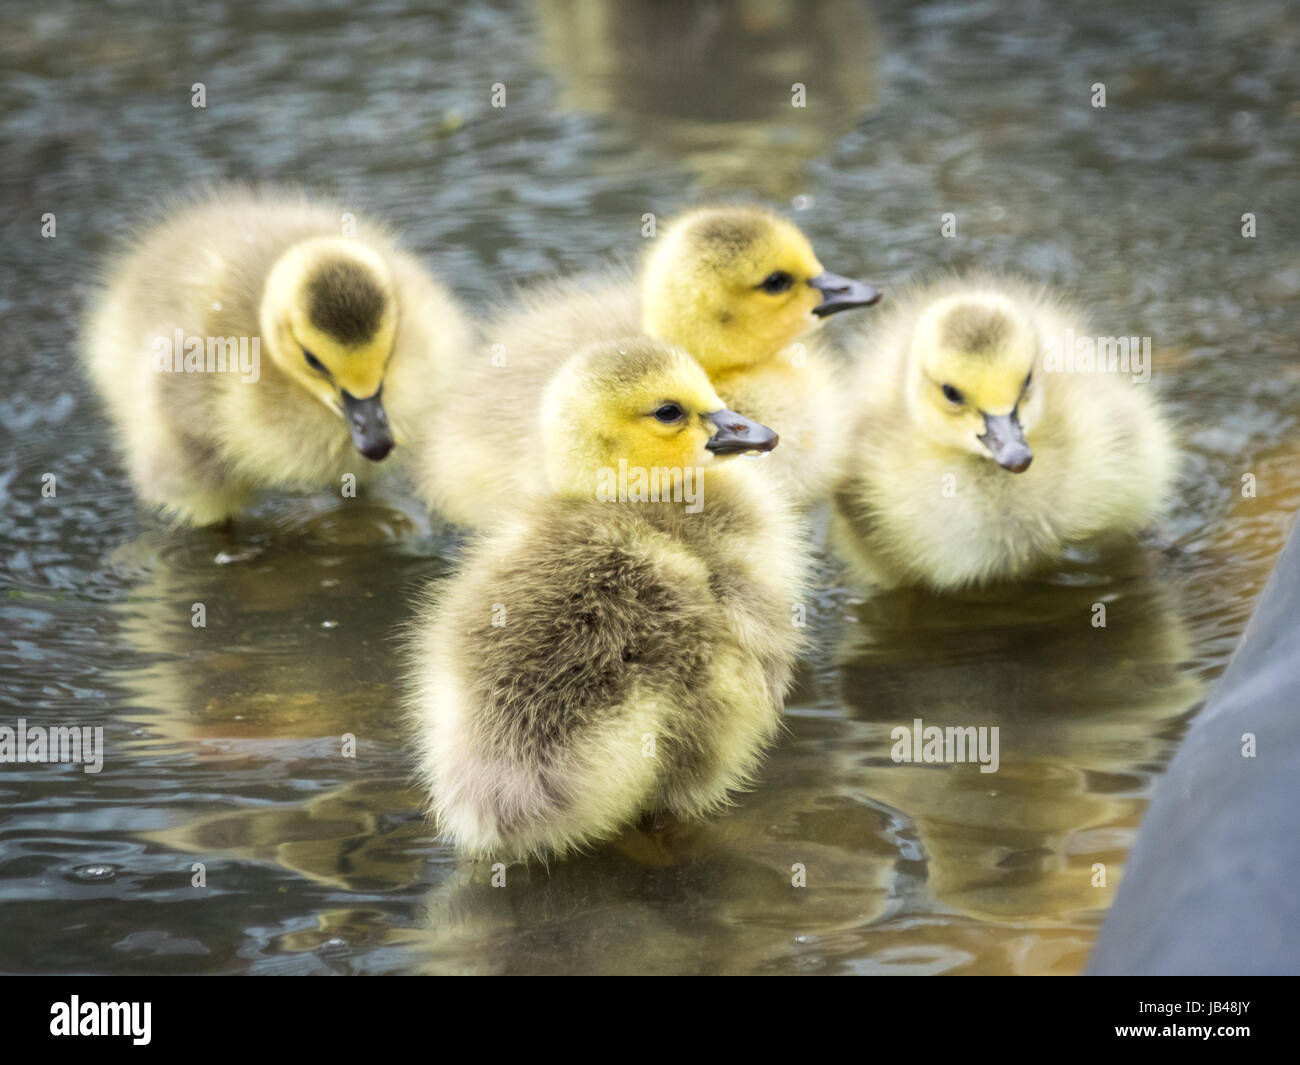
(416, 508, 717, 856)
(462, 510, 716, 764)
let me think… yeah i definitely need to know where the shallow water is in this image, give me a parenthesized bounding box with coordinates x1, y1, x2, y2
(1, 0, 1297, 974)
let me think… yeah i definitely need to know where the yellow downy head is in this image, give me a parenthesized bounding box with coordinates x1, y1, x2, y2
(539, 338, 779, 503)
(641, 206, 879, 375)
(906, 290, 1043, 472)
(260, 236, 400, 460)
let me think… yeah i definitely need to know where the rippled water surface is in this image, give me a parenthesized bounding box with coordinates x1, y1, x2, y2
(2, 0, 1297, 974)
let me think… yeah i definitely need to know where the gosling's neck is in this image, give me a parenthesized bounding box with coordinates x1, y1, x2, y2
(644, 306, 787, 379)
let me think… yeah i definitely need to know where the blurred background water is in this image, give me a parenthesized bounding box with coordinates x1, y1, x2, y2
(0, 0, 1297, 974)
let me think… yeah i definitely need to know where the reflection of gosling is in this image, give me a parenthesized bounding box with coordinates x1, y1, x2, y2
(832, 277, 1175, 590)
(417, 204, 878, 526)
(407, 339, 807, 861)
(530, 0, 881, 196)
(84, 189, 469, 527)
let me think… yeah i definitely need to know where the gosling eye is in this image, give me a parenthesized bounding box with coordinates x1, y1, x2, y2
(652, 402, 686, 424)
(302, 348, 328, 375)
(941, 383, 965, 405)
(757, 271, 794, 295)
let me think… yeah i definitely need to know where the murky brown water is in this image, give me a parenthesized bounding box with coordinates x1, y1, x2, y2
(1, 0, 1297, 974)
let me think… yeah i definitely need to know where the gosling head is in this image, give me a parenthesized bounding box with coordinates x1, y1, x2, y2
(906, 291, 1042, 473)
(641, 205, 880, 375)
(260, 237, 399, 461)
(539, 338, 779, 502)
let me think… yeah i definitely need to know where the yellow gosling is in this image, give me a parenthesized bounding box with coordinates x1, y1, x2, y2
(406, 337, 808, 861)
(83, 188, 469, 527)
(832, 275, 1176, 590)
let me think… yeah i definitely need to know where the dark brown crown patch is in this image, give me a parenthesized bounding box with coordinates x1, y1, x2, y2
(305, 258, 387, 345)
(942, 303, 1012, 356)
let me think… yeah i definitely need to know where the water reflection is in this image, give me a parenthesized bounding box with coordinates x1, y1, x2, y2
(108, 497, 439, 748)
(98, 500, 443, 900)
(834, 549, 1202, 931)
(413, 768, 899, 975)
(532, 0, 879, 196)
(147, 778, 429, 893)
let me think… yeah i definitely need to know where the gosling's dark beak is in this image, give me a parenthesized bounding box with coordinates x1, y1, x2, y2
(341, 388, 395, 462)
(809, 271, 882, 317)
(979, 412, 1032, 473)
(705, 409, 779, 455)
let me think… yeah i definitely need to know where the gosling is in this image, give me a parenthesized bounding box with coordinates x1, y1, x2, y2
(832, 276, 1176, 590)
(83, 188, 469, 527)
(406, 337, 808, 861)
